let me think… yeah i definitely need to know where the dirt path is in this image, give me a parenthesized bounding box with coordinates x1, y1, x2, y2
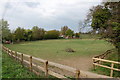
(55, 56, 93, 71)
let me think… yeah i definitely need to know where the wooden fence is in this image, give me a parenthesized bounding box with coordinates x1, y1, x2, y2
(94, 49, 115, 59)
(93, 49, 120, 77)
(2, 46, 111, 79)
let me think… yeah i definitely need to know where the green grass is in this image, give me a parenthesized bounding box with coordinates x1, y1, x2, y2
(1, 51, 65, 79)
(2, 51, 44, 78)
(92, 63, 120, 77)
(4, 39, 114, 62)
(80, 34, 100, 39)
(3, 39, 118, 78)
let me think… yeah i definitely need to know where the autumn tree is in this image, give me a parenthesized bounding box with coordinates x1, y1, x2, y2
(61, 26, 69, 35)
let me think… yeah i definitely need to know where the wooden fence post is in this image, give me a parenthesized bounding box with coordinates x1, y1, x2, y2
(2, 46, 4, 52)
(4, 46, 5, 51)
(29, 56, 32, 71)
(98, 57, 101, 64)
(8, 49, 10, 54)
(12, 51, 14, 58)
(4, 47, 5, 51)
(110, 63, 114, 77)
(21, 54, 23, 64)
(15, 52, 17, 60)
(6, 48, 7, 52)
(4, 47, 6, 52)
(10, 50, 13, 57)
(10, 50, 12, 56)
(8, 49, 11, 56)
(7, 48, 9, 54)
(5, 47, 6, 52)
(93, 59, 96, 70)
(9, 50, 11, 55)
(5, 48, 6, 52)
(44, 60, 48, 77)
(76, 69, 80, 80)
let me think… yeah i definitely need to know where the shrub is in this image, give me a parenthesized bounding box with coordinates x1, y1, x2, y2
(74, 33, 80, 38)
(44, 30, 60, 39)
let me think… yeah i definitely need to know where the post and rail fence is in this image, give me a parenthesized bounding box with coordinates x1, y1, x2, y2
(2, 45, 114, 79)
(92, 49, 120, 77)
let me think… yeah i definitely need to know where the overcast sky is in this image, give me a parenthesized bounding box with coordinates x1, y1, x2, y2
(0, 0, 102, 32)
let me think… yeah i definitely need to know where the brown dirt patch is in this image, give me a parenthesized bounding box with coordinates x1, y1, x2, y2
(55, 56, 93, 71)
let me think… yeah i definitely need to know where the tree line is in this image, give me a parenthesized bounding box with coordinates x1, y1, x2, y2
(1, 19, 80, 43)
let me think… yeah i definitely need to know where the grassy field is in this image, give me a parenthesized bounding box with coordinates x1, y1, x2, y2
(5, 39, 117, 77)
(4, 39, 113, 59)
(2, 51, 44, 78)
(4, 39, 114, 71)
(80, 34, 100, 39)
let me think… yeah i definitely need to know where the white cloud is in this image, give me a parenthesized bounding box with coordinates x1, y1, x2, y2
(0, 0, 101, 32)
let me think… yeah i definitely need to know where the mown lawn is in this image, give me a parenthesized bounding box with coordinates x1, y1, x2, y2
(4, 39, 114, 62)
(2, 51, 44, 78)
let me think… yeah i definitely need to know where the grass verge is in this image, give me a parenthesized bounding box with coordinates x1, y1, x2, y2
(2, 51, 44, 78)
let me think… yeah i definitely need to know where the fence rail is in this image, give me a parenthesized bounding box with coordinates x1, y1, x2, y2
(93, 50, 120, 77)
(2, 45, 111, 79)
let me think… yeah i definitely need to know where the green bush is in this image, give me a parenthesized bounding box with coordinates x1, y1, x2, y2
(74, 33, 80, 38)
(44, 30, 60, 39)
